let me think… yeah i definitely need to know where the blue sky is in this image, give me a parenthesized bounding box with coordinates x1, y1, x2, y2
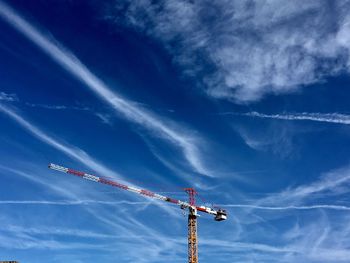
(1, 0, 350, 262)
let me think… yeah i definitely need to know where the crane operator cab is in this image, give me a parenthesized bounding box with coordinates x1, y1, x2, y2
(215, 209, 227, 221)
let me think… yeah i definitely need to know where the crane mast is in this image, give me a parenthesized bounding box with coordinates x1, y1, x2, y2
(48, 163, 227, 262)
(185, 188, 198, 263)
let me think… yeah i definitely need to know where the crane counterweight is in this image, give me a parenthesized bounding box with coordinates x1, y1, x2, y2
(215, 209, 228, 221)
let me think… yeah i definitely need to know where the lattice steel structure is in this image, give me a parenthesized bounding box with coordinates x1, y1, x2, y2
(48, 163, 227, 262)
(185, 188, 198, 263)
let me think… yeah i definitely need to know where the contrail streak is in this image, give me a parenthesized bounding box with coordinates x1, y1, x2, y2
(238, 112, 350, 125)
(0, 200, 150, 206)
(0, 1, 208, 176)
(221, 204, 350, 211)
(0, 104, 123, 180)
(0, 109, 182, 220)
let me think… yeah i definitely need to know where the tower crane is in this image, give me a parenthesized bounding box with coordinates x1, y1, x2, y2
(48, 163, 227, 263)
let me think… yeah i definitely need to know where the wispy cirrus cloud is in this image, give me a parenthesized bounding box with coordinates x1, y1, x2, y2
(0, 105, 183, 221)
(0, 164, 185, 261)
(234, 122, 297, 159)
(0, 235, 109, 250)
(281, 216, 350, 262)
(238, 111, 350, 125)
(0, 103, 123, 180)
(24, 102, 90, 111)
(0, 103, 206, 220)
(0, 91, 18, 101)
(0, 103, 186, 259)
(0, 200, 149, 206)
(106, 0, 350, 102)
(251, 165, 350, 208)
(24, 102, 113, 125)
(278, 165, 350, 202)
(0, 1, 209, 176)
(222, 166, 350, 262)
(5, 224, 116, 240)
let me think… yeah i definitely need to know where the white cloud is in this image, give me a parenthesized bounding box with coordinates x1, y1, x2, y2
(241, 111, 350, 125)
(279, 166, 350, 201)
(24, 102, 113, 125)
(0, 91, 18, 101)
(0, 235, 109, 250)
(251, 165, 350, 208)
(220, 204, 350, 211)
(94, 112, 113, 125)
(235, 123, 296, 158)
(224, 176, 350, 262)
(0, 1, 209, 176)
(6, 225, 116, 239)
(24, 103, 116, 126)
(107, 0, 350, 102)
(24, 103, 90, 111)
(0, 102, 189, 260)
(189, 238, 296, 255)
(0, 200, 150, 206)
(280, 214, 350, 262)
(0, 106, 183, 220)
(0, 104, 123, 180)
(0, 164, 184, 261)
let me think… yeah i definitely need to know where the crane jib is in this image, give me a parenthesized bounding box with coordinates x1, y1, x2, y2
(48, 163, 226, 218)
(48, 162, 227, 263)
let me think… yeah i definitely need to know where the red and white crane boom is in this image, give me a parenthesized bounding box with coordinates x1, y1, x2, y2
(49, 163, 227, 220)
(48, 163, 227, 263)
